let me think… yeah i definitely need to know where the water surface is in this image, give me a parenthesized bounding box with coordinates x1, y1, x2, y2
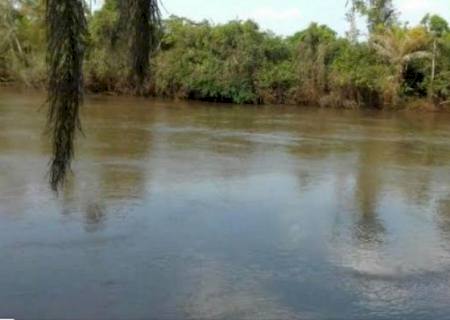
(1, 88, 450, 319)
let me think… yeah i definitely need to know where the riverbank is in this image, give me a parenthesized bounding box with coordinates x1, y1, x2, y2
(1, 82, 448, 113)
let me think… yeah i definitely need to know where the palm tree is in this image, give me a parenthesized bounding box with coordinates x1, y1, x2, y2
(371, 27, 430, 104)
(45, 0, 161, 191)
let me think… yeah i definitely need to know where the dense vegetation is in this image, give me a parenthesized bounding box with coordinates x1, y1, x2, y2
(1, 0, 450, 109)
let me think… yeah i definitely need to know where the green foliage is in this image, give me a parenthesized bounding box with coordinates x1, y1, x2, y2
(155, 17, 273, 104)
(256, 38, 297, 104)
(370, 27, 431, 105)
(420, 14, 450, 100)
(422, 14, 449, 37)
(0, 0, 45, 85)
(331, 41, 390, 107)
(352, 0, 397, 33)
(84, 0, 161, 94)
(85, 0, 129, 92)
(431, 32, 450, 99)
(1, 1, 450, 108)
(291, 23, 338, 104)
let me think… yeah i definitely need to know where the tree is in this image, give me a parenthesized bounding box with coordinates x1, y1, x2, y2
(0, 1, 26, 69)
(331, 41, 390, 108)
(154, 18, 268, 104)
(290, 23, 337, 103)
(0, 1, 22, 80)
(422, 14, 450, 100)
(352, 0, 397, 33)
(0, 1, 45, 84)
(345, 0, 360, 43)
(85, 0, 129, 92)
(0, 0, 44, 82)
(371, 27, 430, 105)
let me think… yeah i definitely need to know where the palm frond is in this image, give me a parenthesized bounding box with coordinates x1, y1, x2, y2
(114, 0, 161, 94)
(403, 51, 431, 62)
(129, 0, 162, 94)
(45, 0, 87, 191)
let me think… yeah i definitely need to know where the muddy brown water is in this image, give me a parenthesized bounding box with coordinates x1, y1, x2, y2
(1, 88, 450, 319)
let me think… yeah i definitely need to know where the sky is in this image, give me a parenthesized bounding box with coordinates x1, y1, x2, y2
(95, 0, 450, 36)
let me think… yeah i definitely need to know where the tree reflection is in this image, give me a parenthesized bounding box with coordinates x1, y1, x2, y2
(437, 195, 450, 241)
(84, 202, 107, 233)
(60, 96, 155, 231)
(353, 141, 386, 247)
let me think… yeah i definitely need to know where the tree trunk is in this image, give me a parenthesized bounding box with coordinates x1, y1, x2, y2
(392, 64, 404, 107)
(429, 38, 437, 102)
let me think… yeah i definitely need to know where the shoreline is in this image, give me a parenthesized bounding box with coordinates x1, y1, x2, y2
(0, 82, 447, 113)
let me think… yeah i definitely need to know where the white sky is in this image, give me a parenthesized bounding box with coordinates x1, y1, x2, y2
(94, 0, 450, 36)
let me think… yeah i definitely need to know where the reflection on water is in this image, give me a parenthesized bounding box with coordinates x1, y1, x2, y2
(353, 137, 386, 248)
(1, 88, 450, 319)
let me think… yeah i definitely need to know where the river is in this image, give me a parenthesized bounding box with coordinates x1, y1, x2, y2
(1, 88, 450, 319)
